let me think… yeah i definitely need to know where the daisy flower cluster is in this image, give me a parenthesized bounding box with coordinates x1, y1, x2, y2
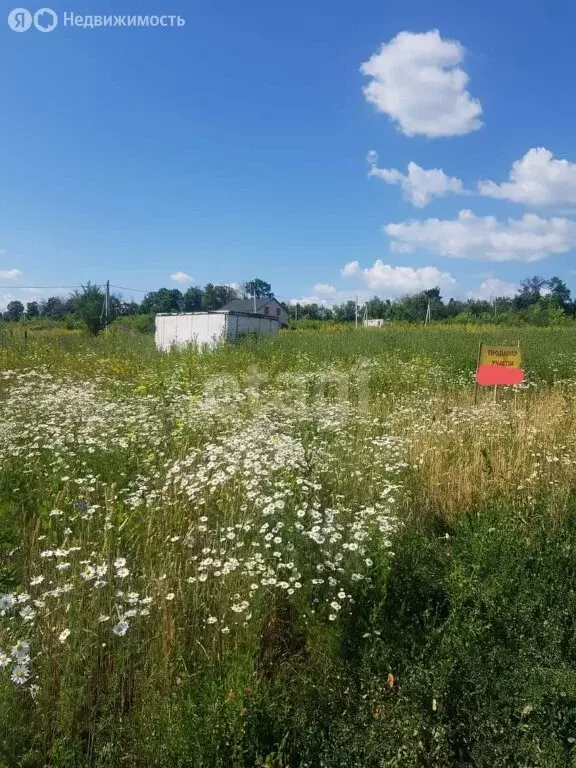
(0, 640, 30, 686)
(0, 362, 412, 688)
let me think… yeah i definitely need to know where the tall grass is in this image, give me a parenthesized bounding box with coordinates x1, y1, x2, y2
(2, 326, 576, 766)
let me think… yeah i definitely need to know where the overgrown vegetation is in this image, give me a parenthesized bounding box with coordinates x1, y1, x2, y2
(2, 326, 576, 766)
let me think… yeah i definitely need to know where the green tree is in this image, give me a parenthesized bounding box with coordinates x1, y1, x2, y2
(25, 301, 40, 318)
(117, 301, 140, 316)
(182, 286, 203, 312)
(41, 296, 67, 320)
(514, 275, 547, 309)
(547, 276, 571, 308)
(365, 296, 391, 320)
(333, 300, 357, 323)
(214, 284, 237, 308)
(244, 278, 273, 299)
(201, 283, 219, 311)
(6, 300, 25, 322)
(201, 284, 236, 311)
(140, 289, 183, 315)
(68, 283, 107, 335)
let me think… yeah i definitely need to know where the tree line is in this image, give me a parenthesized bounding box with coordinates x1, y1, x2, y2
(2, 275, 575, 332)
(1, 279, 274, 334)
(291, 276, 576, 326)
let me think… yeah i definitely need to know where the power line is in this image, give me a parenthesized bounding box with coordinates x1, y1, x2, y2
(109, 284, 149, 294)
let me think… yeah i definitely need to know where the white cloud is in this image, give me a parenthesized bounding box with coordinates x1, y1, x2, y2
(290, 289, 372, 306)
(360, 30, 483, 138)
(289, 295, 333, 306)
(342, 260, 457, 296)
(312, 283, 336, 296)
(368, 152, 463, 207)
(0, 269, 22, 280)
(341, 261, 360, 277)
(385, 209, 576, 262)
(479, 147, 576, 206)
(169, 271, 194, 283)
(467, 278, 519, 300)
(0, 286, 49, 311)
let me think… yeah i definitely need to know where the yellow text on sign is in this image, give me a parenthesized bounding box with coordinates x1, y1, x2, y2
(479, 345, 522, 369)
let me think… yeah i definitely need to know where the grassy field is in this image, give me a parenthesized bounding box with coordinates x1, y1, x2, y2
(3, 325, 576, 767)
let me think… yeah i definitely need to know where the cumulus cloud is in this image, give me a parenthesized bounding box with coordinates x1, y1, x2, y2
(479, 147, 576, 206)
(360, 30, 483, 138)
(341, 261, 360, 277)
(384, 209, 576, 262)
(342, 260, 457, 296)
(290, 289, 371, 306)
(0, 286, 49, 311)
(467, 278, 519, 300)
(368, 152, 463, 207)
(289, 295, 333, 307)
(313, 283, 337, 296)
(0, 269, 22, 280)
(170, 271, 194, 283)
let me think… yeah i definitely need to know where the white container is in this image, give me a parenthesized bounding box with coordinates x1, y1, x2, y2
(363, 318, 386, 327)
(155, 311, 279, 351)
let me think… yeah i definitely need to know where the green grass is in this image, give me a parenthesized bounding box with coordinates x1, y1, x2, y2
(2, 326, 576, 767)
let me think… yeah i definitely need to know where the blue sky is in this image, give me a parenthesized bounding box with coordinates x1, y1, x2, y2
(2, 0, 576, 307)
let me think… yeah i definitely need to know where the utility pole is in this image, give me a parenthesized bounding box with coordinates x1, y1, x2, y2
(424, 299, 431, 325)
(105, 280, 110, 332)
(355, 294, 358, 328)
(295, 303, 299, 321)
(253, 293, 257, 313)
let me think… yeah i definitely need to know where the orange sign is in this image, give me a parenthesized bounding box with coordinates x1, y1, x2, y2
(476, 343, 524, 386)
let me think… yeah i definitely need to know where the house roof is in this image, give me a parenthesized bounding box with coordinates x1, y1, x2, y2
(222, 298, 282, 313)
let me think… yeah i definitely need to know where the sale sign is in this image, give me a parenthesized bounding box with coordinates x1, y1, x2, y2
(476, 343, 525, 386)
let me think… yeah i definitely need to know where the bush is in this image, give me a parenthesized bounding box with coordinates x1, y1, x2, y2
(108, 314, 155, 335)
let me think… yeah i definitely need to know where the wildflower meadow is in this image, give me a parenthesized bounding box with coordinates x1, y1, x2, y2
(3, 325, 576, 767)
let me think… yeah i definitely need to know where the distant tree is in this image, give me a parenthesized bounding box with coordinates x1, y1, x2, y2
(445, 298, 467, 318)
(317, 304, 333, 321)
(117, 301, 140, 316)
(300, 303, 321, 321)
(514, 275, 547, 309)
(391, 289, 445, 322)
(333, 300, 357, 323)
(25, 301, 40, 318)
(182, 286, 203, 312)
(244, 278, 273, 299)
(466, 299, 493, 317)
(41, 296, 67, 320)
(201, 283, 219, 311)
(214, 284, 237, 308)
(424, 287, 442, 301)
(365, 295, 390, 320)
(68, 283, 107, 335)
(140, 288, 182, 315)
(201, 284, 237, 311)
(547, 276, 571, 307)
(6, 300, 25, 322)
